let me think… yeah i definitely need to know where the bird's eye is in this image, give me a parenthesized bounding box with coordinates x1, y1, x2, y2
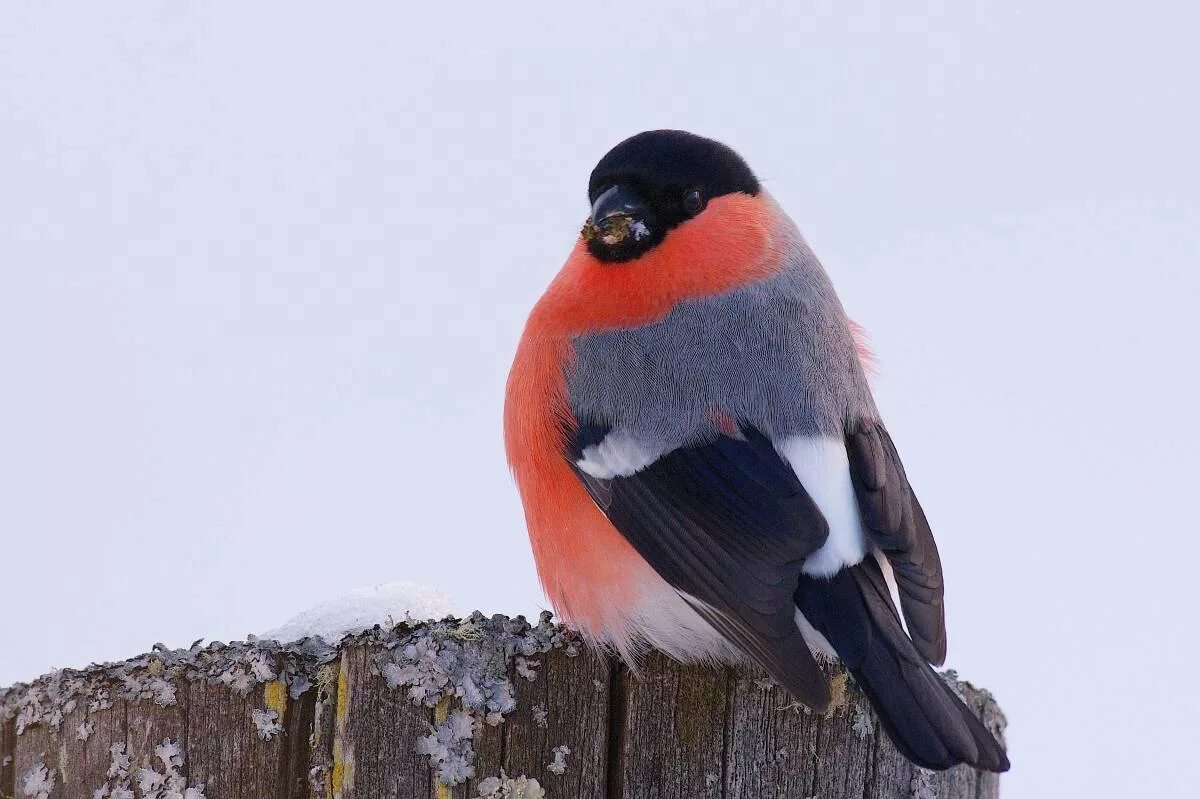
(682, 189, 705, 215)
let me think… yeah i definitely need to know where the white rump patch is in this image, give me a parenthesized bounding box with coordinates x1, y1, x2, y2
(775, 435, 868, 577)
(575, 430, 661, 479)
(585, 558, 743, 667)
(624, 584, 744, 665)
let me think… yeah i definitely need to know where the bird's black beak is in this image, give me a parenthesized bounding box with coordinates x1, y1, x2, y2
(586, 184, 651, 247)
(591, 184, 645, 225)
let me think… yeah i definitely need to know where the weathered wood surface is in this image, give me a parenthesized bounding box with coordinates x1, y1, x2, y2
(0, 614, 1006, 798)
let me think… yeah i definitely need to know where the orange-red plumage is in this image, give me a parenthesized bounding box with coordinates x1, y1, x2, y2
(504, 194, 783, 640)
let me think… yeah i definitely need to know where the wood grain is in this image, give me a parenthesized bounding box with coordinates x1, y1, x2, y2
(333, 645, 431, 799)
(615, 651, 730, 799)
(502, 647, 609, 799)
(58, 696, 125, 797)
(10, 715, 61, 799)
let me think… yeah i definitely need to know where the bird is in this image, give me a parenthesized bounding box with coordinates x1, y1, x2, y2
(503, 129, 1009, 772)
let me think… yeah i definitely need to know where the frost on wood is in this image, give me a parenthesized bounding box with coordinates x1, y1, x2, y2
(261, 580, 462, 644)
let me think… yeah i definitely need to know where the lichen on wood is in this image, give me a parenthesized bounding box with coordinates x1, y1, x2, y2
(0, 613, 1006, 798)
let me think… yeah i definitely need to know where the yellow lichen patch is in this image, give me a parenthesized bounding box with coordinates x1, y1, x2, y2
(264, 680, 288, 718)
(312, 660, 340, 751)
(433, 697, 452, 799)
(335, 658, 351, 727)
(331, 657, 354, 799)
(450, 621, 485, 642)
(317, 662, 339, 693)
(332, 739, 354, 799)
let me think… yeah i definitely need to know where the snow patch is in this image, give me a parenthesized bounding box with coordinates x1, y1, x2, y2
(261, 582, 461, 644)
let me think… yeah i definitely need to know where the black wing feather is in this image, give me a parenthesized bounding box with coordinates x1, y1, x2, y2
(571, 425, 834, 710)
(846, 421, 948, 665)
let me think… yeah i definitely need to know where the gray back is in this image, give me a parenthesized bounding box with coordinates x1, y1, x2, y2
(567, 207, 878, 449)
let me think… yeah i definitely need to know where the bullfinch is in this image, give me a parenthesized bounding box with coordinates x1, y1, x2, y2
(504, 130, 1009, 772)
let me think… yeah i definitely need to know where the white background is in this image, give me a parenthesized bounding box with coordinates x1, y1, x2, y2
(2, 3, 1197, 796)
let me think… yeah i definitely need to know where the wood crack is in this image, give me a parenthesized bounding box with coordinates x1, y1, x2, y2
(604, 658, 628, 799)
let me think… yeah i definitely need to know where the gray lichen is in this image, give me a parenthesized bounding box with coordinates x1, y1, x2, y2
(251, 708, 282, 741)
(21, 762, 55, 799)
(851, 704, 875, 738)
(476, 771, 545, 799)
(0, 635, 338, 740)
(910, 766, 936, 799)
(373, 611, 582, 786)
(514, 656, 539, 681)
(546, 744, 570, 775)
(91, 739, 205, 799)
(754, 675, 779, 691)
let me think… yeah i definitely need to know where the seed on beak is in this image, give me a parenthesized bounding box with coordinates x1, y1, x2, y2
(581, 215, 648, 246)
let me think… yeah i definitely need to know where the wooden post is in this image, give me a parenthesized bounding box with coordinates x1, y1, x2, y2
(0, 614, 1005, 798)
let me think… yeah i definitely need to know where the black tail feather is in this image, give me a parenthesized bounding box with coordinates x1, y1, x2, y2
(795, 558, 1010, 772)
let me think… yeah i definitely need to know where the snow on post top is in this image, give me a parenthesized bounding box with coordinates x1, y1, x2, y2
(260, 581, 462, 644)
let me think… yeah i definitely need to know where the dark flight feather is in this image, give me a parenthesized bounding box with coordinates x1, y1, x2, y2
(847, 421, 948, 665)
(795, 558, 1009, 771)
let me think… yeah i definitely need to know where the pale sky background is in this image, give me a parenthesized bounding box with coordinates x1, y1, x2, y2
(2, 3, 1197, 796)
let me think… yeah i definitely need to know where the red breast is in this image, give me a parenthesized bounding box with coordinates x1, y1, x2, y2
(504, 193, 783, 638)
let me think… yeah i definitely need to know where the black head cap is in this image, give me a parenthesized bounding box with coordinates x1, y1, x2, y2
(584, 130, 759, 262)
